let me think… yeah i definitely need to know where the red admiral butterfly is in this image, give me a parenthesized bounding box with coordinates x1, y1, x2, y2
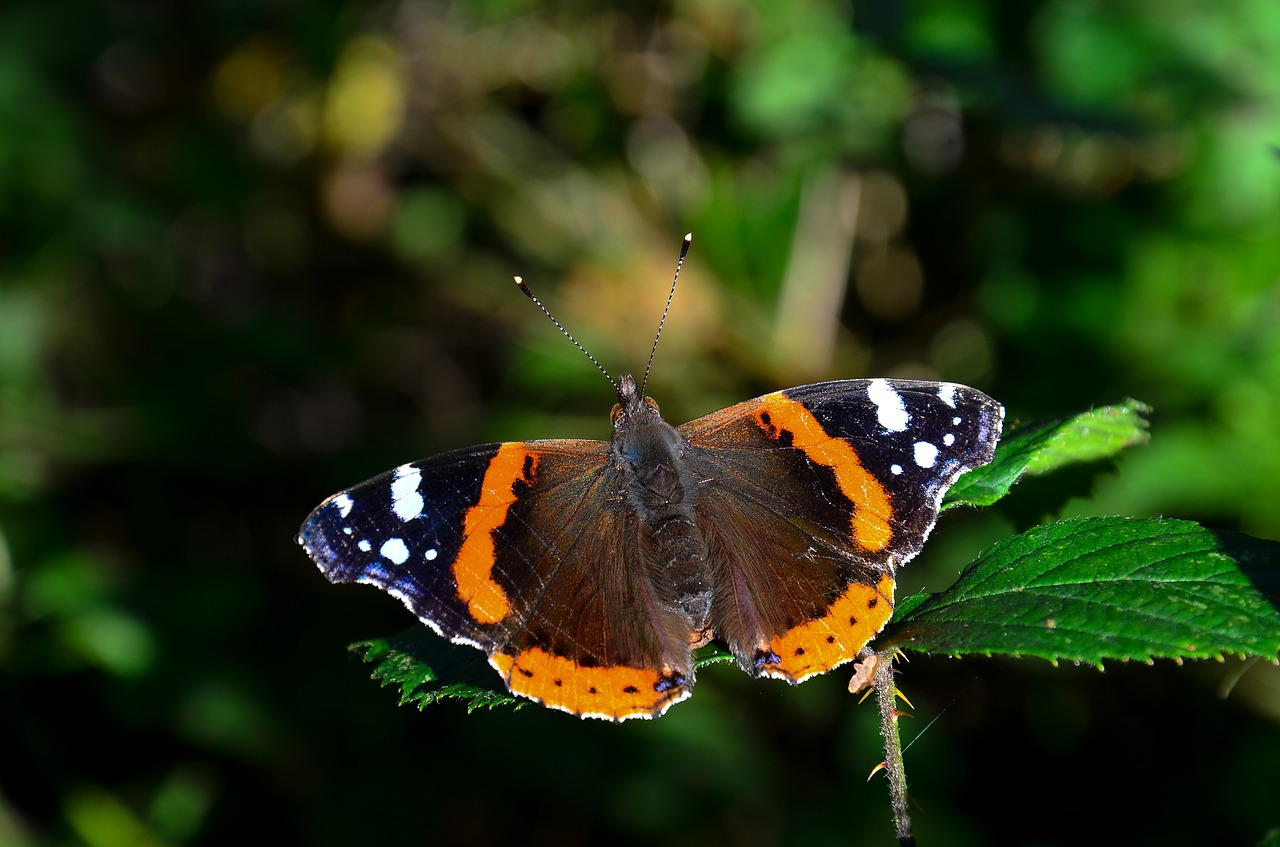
(298, 236, 1004, 720)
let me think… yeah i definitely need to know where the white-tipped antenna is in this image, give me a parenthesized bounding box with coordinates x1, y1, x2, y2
(514, 276, 619, 393)
(640, 233, 692, 397)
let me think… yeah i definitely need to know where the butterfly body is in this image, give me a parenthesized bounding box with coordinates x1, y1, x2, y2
(299, 375, 1003, 720)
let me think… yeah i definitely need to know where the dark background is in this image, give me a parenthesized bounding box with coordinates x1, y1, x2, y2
(2, 1, 1279, 844)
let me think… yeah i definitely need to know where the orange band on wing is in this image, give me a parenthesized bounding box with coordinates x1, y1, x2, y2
(764, 574, 895, 681)
(757, 393, 893, 551)
(491, 648, 689, 720)
(452, 444, 539, 625)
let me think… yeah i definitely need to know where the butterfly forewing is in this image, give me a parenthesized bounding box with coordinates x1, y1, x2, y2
(298, 443, 505, 650)
(299, 438, 696, 720)
(678, 378, 1004, 681)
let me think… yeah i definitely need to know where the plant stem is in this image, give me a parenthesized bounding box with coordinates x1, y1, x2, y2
(874, 652, 914, 846)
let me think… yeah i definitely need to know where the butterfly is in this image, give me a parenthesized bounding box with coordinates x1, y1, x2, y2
(297, 235, 1004, 720)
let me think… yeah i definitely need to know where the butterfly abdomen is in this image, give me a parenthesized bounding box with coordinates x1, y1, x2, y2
(612, 412, 716, 637)
(649, 516, 713, 636)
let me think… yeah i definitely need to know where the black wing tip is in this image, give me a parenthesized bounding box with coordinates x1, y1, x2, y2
(296, 507, 358, 584)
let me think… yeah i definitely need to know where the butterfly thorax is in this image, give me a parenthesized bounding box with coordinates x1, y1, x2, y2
(611, 374, 713, 635)
(611, 374, 698, 523)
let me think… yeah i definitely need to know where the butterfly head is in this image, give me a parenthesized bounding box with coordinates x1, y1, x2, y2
(611, 373, 662, 429)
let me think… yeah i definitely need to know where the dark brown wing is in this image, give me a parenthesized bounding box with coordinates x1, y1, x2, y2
(298, 439, 695, 721)
(678, 378, 1004, 682)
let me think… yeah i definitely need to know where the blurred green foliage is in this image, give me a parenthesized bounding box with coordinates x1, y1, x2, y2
(1, 0, 1278, 845)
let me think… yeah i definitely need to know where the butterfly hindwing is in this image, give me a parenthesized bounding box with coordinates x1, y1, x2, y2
(476, 440, 696, 719)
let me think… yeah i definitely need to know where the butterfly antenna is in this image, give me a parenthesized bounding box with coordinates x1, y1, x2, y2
(514, 276, 619, 393)
(640, 232, 692, 397)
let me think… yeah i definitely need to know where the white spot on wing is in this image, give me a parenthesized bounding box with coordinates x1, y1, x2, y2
(358, 539, 372, 552)
(425, 548, 438, 561)
(381, 537, 410, 565)
(868, 379, 910, 432)
(938, 383, 958, 407)
(943, 433, 955, 446)
(890, 463, 903, 475)
(953, 416, 962, 426)
(333, 493, 354, 518)
(391, 465, 425, 522)
(914, 441, 939, 468)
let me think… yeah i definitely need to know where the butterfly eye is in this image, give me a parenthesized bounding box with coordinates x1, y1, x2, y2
(644, 397, 660, 414)
(610, 402, 624, 424)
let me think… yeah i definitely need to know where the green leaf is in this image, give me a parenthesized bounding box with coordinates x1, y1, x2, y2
(353, 632, 524, 714)
(693, 640, 738, 667)
(944, 400, 1150, 509)
(352, 631, 739, 714)
(881, 517, 1280, 665)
